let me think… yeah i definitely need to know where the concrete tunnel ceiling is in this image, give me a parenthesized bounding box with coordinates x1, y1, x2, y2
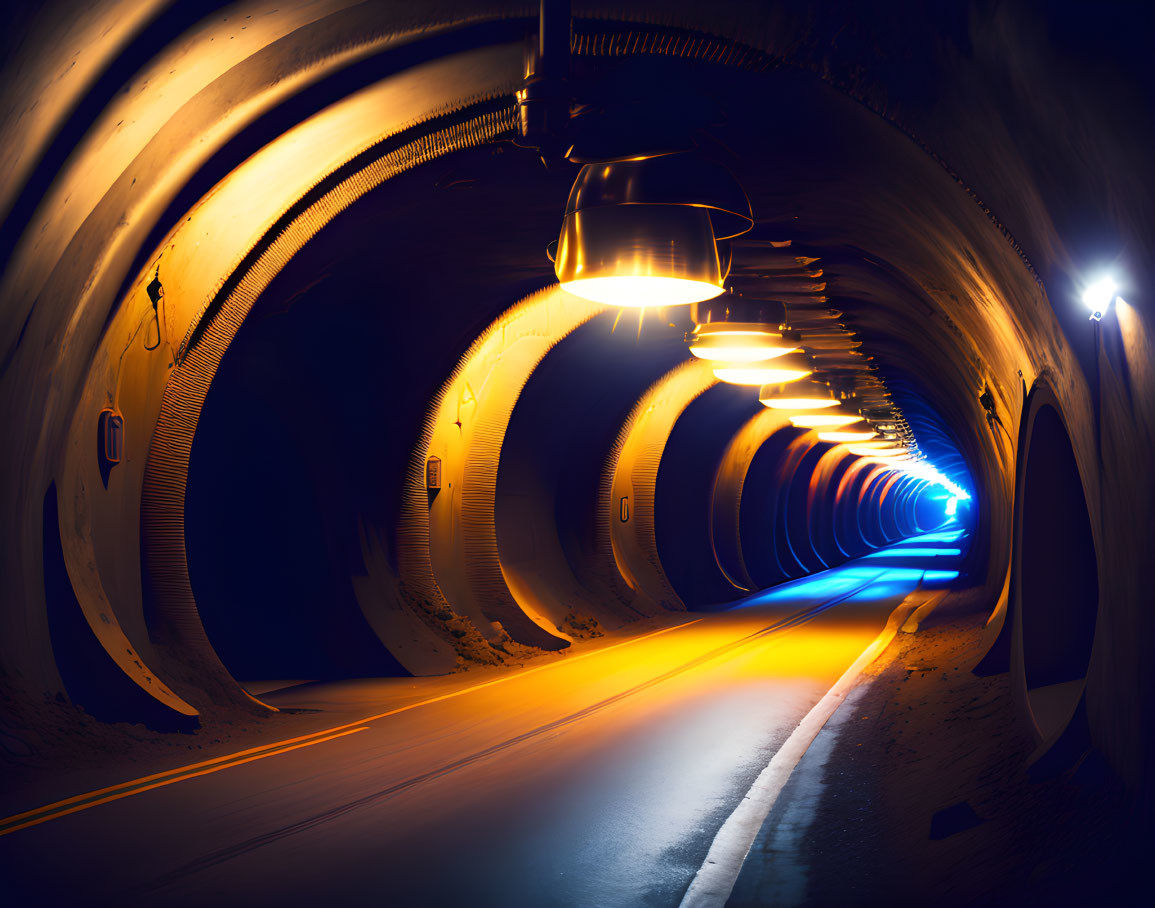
(158, 61, 999, 698)
(2, 0, 1153, 805)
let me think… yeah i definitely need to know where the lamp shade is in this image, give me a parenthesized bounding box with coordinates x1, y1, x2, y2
(688, 323, 798, 362)
(556, 205, 725, 306)
(789, 412, 863, 429)
(563, 154, 754, 239)
(758, 379, 838, 410)
(817, 429, 879, 443)
(713, 351, 812, 386)
(554, 154, 752, 307)
(847, 444, 908, 458)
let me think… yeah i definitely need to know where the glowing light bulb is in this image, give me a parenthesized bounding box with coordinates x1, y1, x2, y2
(847, 444, 907, 457)
(714, 365, 811, 386)
(555, 156, 753, 308)
(817, 429, 878, 443)
(789, 413, 863, 429)
(1082, 275, 1117, 321)
(688, 326, 798, 362)
(713, 352, 811, 387)
(562, 275, 725, 307)
(758, 378, 838, 409)
(762, 397, 839, 410)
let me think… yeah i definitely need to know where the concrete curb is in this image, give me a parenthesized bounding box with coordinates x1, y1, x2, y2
(679, 596, 921, 908)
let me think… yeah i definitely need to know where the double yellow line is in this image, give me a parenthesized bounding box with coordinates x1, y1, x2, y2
(0, 617, 702, 838)
(0, 726, 369, 838)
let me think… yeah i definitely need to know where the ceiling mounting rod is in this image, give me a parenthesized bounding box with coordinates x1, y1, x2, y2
(516, 0, 572, 159)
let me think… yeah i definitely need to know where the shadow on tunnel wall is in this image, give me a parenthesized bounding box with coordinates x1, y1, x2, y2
(656, 384, 762, 608)
(496, 309, 694, 629)
(184, 273, 409, 684)
(1016, 401, 1099, 745)
(741, 426, 808, 590)
(44, 484, 195, 731)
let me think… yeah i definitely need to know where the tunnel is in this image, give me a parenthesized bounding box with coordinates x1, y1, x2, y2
(0, 2, 1152, 906)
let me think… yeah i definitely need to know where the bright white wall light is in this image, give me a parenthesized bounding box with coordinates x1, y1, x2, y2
(1082, 275, 1120, 322)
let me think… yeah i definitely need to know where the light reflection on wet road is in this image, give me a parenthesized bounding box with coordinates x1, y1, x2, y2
(0, 530, 966, 906)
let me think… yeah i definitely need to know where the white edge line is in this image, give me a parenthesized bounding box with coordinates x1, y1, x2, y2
(679, 598, 917, 908)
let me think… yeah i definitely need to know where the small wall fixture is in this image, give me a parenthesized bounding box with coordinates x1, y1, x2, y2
(554, 154, 752, 307)
(98, 409, 124, 466)
(426, 456, 442, 490)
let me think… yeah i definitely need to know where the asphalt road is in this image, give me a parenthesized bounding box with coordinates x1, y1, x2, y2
(0, 534, 964, 906)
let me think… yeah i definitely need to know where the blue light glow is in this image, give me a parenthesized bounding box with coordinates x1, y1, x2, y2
(731, 528, 970, 612)
(908, 531, 966, 543)
(863, 547, 961, 558)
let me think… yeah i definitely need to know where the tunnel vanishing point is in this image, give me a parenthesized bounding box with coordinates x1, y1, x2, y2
(0, 1, 1153, 905)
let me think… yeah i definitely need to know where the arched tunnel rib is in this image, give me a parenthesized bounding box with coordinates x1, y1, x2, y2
(1, 4, 1152, 905)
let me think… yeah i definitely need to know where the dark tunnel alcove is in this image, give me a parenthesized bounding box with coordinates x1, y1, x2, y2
(3, 4, 1155, 905)
(496, 310, 693, 630)
(44, 484, 195, 731)
(656, 383, 762, 608)
(781, 442, 833, 576)
(808, 452, 853, 566)
(740, 426, 808, 589)
(185, 277, 408, 684)
(181, 137, 581, 681)
(1017, 402, 1100, 742)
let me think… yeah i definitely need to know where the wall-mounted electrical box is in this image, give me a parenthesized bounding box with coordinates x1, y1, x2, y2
(98, 409, 124, 467)
(426, 456, 442, 490)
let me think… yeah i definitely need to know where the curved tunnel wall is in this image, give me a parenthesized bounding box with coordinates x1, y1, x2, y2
(710, 407, 794, 593)
(0, 0, 1152, 804)
(495, 310, 693, 631)
(656, 384, 763, 608)
(1013, 388, 1100, 745)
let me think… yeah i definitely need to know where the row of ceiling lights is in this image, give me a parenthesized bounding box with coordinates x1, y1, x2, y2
(512, 3, 967, 503)
(550, 152, 926, 468)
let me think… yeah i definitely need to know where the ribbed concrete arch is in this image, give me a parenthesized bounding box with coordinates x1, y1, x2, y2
(858, 468, 897, 547)
(709, 408, 794, 592)
(805, 446, 857, 564)
(419, 287, 604, 650)
(739, 425, 808, 588)
(1009, 379, 1102, 750)
(655, 384, 763, 609)
(834, 459, 887, 556)
(783, 440, 834, 574)
(771, 434, 825, 579)
(493, 311, 694, 632)
(47, 51, 524, 709)
(604, 359, 719, 613)
(137, 105, 519, 710)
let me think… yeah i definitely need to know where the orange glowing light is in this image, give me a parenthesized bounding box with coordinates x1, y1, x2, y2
(817, 429, 879, 443)
(555, 203, 727, 307)
(688, 325, 798, 363)
(758, 378, 838, 409)
(788, 413, 863, 429)
(761, 397, 839, 410)
(713, 352, 812, 386)
(846, 442, 907, 457)
(561, 275, 725, 307)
